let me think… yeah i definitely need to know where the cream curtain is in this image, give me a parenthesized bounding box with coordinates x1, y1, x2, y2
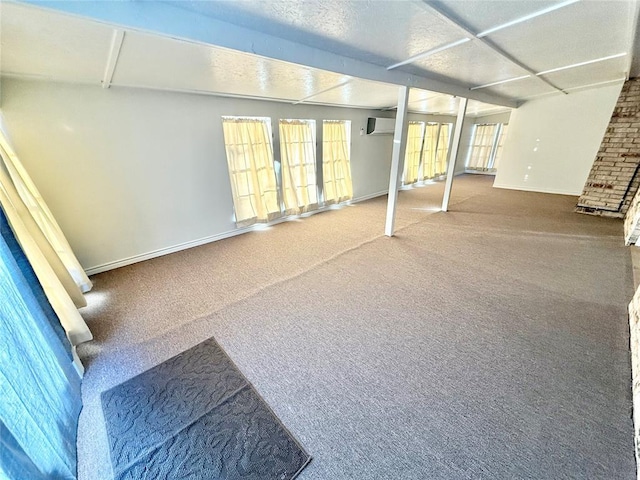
(0, 137, 92, 294)
(279, 120, 319, 215)
(322, 120, 353, 204)
(421, 123, 441, 180)
(222, 117, 281, 227)
(467, 124, 498, 171)
(435, 123, 451, 176)
(402, 122, 425, 185)
(0, 156, 92, 346)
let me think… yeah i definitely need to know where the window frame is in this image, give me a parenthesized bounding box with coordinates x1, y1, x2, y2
(322, 120, 353, 205)
(221, 116, 281, 226)
(466, 123, 507, 173)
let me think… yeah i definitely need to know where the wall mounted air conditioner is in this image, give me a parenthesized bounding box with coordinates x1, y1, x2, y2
(366, 117, 395, 135)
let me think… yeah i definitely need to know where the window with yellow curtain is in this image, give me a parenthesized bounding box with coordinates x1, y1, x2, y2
(279, 119, 318, 215)
(421, 123, 441, 180)
(402, 122, 425, 186)
(434, 123, 451, 176)
(322, 120, 353, 204)
(467, 124, 498, 171)
(222, 117, 280, 227)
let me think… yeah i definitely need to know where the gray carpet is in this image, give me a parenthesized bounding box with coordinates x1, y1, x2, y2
(101, 337, 310, 480)
(78, 175, 635, 479)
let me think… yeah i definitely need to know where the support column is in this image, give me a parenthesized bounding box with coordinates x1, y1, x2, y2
(385, 86, 410, 237)
(441, 97, 468, 212)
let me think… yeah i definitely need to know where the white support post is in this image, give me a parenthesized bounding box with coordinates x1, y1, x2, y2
(385, 86, 410, 237)
(441, 97, 468, 212)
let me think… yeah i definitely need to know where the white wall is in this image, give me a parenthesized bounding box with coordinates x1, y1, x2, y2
(494, 82, 624, 195)
(0, 78, 452, 273)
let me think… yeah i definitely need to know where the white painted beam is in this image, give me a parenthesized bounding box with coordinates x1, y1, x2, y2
(387, 38, 471, 70)
(475, 0, 580, 38)
(21, 0, 518, 108)
(441, 97, 468, 212)
(536, 53, 627, 76)
(385, 86, 410, 237)
(294, 79, 352, 105)
(470, 75, 531, 91)
(102, 29, 125, 89)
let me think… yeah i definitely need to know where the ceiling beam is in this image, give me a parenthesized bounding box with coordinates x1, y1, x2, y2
(102, 29, 125, 89)
(474, 0, 580, 38)
(470, 75, 531, 91)
(387, 38, 470, 70)
(416, 1, 568, 94)
(293, 79, 353, 105)
(19, 0, 518, 108)
(536, 53, 627, 76)
(518, 77, 626, 102)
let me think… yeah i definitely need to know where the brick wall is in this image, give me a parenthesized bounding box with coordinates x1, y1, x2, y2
(576, 78, 640, 218)
(628, 290, 640, 475)
(625, 189, 640, 245)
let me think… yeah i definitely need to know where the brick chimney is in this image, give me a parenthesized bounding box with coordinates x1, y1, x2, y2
(576, 78, 640, 218)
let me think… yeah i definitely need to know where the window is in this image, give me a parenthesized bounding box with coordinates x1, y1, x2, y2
(323, 120, 353, 204)
(467, 124, 497, 171)
(422, 123, 449, 180)
(222, 117, 280, 226)
(403, 122, 425, 185)
(466, 123, 507, 172)
(279, 119, 318, 215)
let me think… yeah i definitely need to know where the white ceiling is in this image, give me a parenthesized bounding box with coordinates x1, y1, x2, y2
(1, 0, 638, 117)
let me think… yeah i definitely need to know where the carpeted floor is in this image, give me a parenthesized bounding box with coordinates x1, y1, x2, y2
(78, 175, 635, 479)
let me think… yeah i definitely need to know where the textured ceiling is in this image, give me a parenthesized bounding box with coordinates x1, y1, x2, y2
(112, 30, 351, 102)
(163, 0, 636, 93)
(3, 0, 638, 116)
(0, 3, 113, 84)
(485, 1, 632, 73)
(165, 0, 463, 68)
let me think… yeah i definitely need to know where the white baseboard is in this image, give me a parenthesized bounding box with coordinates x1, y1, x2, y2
(84, 190, 390, 276)
(464, 170, 496, 176)
(351, 190, 388, 202)
(84, 228, 255, 275)
(493, 183, 580, 196)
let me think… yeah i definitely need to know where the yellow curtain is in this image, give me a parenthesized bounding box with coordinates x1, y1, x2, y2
(0, 157, 92, 346)
(467, 124, 497, 171)
(402, 122, 425, 185)
(322, 121, 353, 204)
(222, 117, 280, 227)
(421, 124, 440, 180)
(0, 135, 92, 294)
(279, 120, 319, 215)
(435, 123, 451, 176)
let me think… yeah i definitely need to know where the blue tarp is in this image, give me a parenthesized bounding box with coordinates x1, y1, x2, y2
(0, 207, 82, 479)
